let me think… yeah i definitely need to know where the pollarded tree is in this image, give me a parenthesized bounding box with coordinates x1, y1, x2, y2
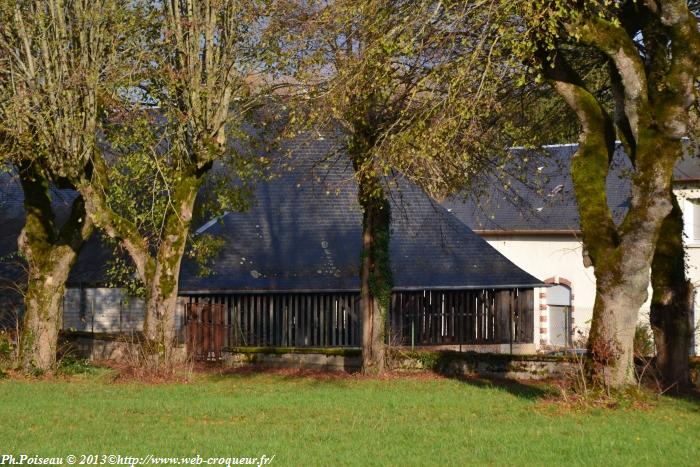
(0, 0, 132, 372)
(271, 0, 510, 373)
(78, 0, 267, 363)
(517, 0, 700, 387)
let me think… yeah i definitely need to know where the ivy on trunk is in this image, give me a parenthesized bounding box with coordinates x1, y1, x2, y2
(354, 154, 393, 374)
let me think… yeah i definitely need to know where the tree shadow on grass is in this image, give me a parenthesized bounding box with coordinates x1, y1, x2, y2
(204, 362, 555, 398)
(663, 386, 700, 413)
(436, 372, 554, 401)
(205, 365, 357, 386)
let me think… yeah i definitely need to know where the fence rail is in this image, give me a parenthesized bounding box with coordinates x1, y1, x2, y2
(389, 289, 533, 346)
(185, 292, 361, 349)
(183, 288, 533, 359)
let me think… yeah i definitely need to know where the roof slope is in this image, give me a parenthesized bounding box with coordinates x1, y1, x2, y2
(0, 171, 119, 292)
(443, 143, 699, 233)
(179, 134, 541, 292)
(0, 137, 542, 292)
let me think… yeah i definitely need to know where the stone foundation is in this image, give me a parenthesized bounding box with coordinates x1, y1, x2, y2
(222, 347, 574, 379)
(390, 350, 576, 380)
(223, 347, 361, 372)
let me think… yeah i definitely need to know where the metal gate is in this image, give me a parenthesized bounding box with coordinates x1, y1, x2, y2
(186, 302, 226, 361)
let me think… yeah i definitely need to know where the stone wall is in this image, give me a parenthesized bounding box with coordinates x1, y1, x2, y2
(389, 350, 576, 380)
(222, 347, 362, 372)
(222, 347, 575, 379)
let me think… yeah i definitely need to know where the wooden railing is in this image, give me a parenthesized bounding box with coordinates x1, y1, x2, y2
(183, 288, 533, 359)
(388, 289, 533, 346)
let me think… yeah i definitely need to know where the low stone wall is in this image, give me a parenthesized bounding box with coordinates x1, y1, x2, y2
(223, 347, 574, 379)
(390, 350, 576, 380)
(222, 347, 362, 372)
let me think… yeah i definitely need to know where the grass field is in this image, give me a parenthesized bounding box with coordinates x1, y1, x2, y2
(0, 369, 698, 466)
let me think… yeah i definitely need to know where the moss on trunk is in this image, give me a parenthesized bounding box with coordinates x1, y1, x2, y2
(543, 44, 685, 388)
(141, 173, 201, 364)
(17, 165, 93, 373)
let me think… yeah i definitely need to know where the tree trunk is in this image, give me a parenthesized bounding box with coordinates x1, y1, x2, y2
(582, 143, 675, 388)
(587, 279, 649, 388)
(537, 1, 700, 389)
(651, 192, 693, 390)
(141, 178, 199, 364)
(141, 230, 190, 363)
(17, 167, 93, 373)
(20, 271, 71, 372)
(349, 121, 394, 375)
(358, 194, 392, 374)
(81, 155, 205, 367)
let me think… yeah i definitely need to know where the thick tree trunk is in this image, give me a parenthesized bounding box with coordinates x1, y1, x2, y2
(141, 229, 191, 363)
(587, 279, 649, 388)
(359, 194, 392, 374)
(17, 168, 92, 373)
(140, 178, 199, 364)
(651, 193, 693, 390)
(20, 272, 70, 372)
(538, 0, 700, 389)
(582, 141, 675, 388)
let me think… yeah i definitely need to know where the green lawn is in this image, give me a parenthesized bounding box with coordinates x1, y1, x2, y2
(0, 370, 698, 466)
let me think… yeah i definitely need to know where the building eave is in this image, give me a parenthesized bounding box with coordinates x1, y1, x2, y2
(474, 229, 582, 237)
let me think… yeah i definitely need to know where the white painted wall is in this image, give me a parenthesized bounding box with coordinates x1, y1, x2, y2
(481, 185, 700, 354)
(483, 235, 597, 348)
(676, 186, 700, 354)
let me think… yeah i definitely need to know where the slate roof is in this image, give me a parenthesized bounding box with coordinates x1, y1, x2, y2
(0, 171, 114, 292)
(0, 136, 542, 294)
(442, 142, 700, 233)
(179, 134, 542, 292)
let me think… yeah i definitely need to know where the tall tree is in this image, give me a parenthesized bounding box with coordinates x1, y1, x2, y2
(0, 0, 130, 372)
(517, 0, 700, 387)
(650, 190, 694, 389)
(78, 0, 265, 363)
(272, 0, 508, 373)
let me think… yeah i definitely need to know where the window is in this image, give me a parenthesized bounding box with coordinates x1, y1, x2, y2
(684, 198, 700, 244)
